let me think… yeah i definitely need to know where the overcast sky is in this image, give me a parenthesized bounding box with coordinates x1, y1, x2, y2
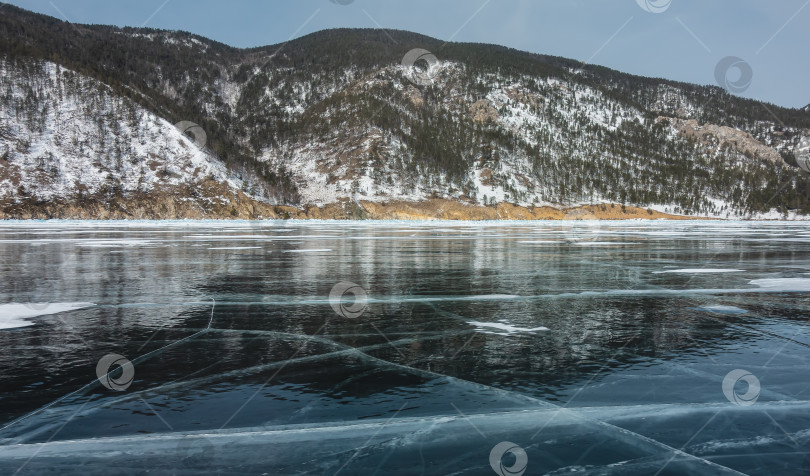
(7, 0, 809, 108)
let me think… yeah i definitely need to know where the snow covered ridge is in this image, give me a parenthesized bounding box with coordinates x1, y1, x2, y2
(0, 58, 243, 202)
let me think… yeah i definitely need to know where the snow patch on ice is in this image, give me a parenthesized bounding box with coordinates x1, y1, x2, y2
(468, 320, 549, 335)
(207, 247, 263, 250)
(693, 305, 748, 315)
(283, 249, 333, 253)
(0, 303, 94, 330)
(749, 278, 810, 292)
(77, 240, 155, 248)
(654, 269, 744, 274)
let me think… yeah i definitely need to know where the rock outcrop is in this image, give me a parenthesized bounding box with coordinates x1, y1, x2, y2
(660, 117, 784, 164)
(468, 100, 498, 124)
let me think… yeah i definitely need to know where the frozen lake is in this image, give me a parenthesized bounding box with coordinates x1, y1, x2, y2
(0, 220, 809, 475)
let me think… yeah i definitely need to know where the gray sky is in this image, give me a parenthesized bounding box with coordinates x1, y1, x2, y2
(7, 0, 810, 108)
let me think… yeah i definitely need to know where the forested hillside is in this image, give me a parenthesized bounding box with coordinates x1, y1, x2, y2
(1, 4, 809, 218)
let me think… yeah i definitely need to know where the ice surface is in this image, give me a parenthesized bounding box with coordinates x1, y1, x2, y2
(0, 408, 746, 475)
(0, 220, 809, 474)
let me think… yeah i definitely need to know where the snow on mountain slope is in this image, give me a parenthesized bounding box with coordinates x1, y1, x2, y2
(2, 2, 810, 218)
(0, 58, 241, 203)
(259, 61, 789, 215)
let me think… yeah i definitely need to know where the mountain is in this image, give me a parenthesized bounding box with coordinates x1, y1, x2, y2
(1, 4, 809, 219)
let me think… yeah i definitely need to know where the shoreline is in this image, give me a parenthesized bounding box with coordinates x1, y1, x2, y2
(2, 181, 796, 220)
(0, 199, 795, 221)
(0, 195, 720, 221)
(1, 190, 802, 221)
